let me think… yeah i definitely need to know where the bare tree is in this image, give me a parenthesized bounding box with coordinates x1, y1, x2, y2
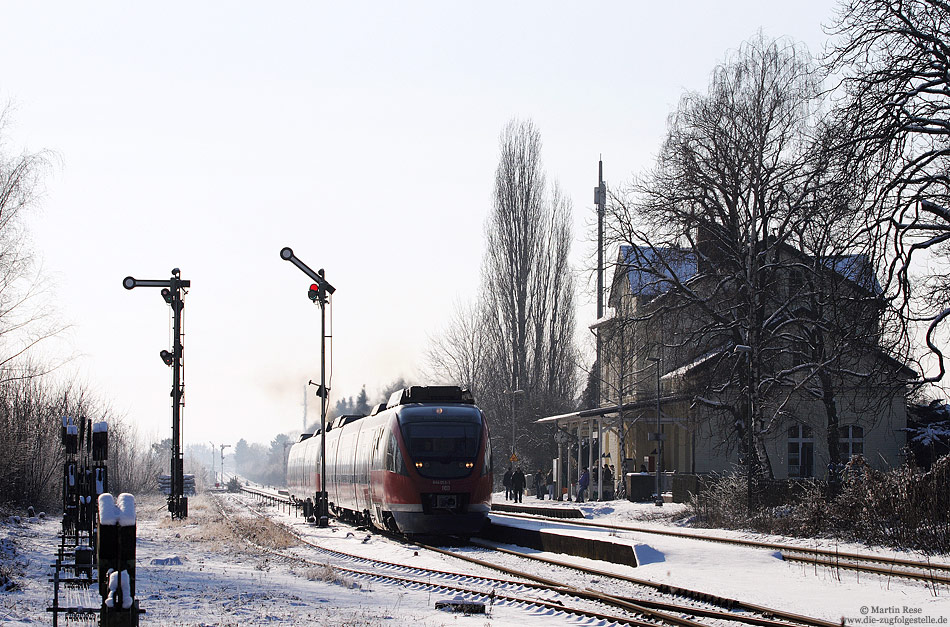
(480, 119, 578, 469)
(424, 300, 488, 398)
(426, 119, 578, 471)
(606, 35, 900, 481)
(0, 106, 62, 380)
(826, 0, 950, 381)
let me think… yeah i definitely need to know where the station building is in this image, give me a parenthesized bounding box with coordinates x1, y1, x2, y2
(539, 240, 911, 500)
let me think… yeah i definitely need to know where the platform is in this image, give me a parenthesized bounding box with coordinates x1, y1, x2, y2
(477, 517, 638, 568)
(490, 502, 585, 519)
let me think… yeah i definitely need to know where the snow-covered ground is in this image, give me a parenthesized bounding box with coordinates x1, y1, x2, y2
(1, 492, 948, 626)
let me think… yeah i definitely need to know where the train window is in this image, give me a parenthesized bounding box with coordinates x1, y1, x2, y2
(401, 422, 481, 478)
(404, 423, 479, 457)
(385, 433, 408, 476)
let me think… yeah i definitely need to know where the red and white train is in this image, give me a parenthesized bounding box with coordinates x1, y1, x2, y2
(287, 386, 492, 536)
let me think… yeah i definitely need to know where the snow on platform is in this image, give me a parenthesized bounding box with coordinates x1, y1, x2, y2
(487, 492, 950, 623)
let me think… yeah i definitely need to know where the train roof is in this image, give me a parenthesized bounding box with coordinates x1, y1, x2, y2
(303, 387, 476, 436)
(386, 385, 475, 408)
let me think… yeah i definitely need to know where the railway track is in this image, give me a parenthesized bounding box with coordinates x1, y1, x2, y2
(232, 487, 841, 627)
(217, 491, 675, 627)
(492, 509, 950, 586)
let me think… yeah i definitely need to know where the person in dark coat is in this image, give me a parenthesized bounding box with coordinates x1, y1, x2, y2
(511, 467, 526, 503)
(602, 463, 614, 500)
(503, 465, 513, 500)
(535, 469, 546, 499)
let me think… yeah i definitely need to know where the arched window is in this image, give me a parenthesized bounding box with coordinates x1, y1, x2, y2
(837, 425, 864, 460)
(787, 423, 814, 478)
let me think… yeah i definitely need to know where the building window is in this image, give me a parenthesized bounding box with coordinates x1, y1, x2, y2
(837, 425, 864, 460)
(788, 423, 814, 478)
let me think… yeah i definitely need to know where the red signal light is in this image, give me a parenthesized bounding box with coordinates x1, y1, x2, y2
(308, 284, 320, 301)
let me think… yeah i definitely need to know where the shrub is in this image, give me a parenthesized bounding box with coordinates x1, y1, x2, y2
(686, 456, 950, 552)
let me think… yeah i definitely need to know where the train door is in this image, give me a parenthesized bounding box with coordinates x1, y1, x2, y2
(327, 430, 344, 508)
(353, 423, 367, 512)
(369, 425, 386, 527)
(314, 436, 321, 496)
(349, 427, 362, 510)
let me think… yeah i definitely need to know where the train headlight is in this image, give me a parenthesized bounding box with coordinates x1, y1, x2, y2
(464, 462, 474, 469)
(415, 462, 424, 469)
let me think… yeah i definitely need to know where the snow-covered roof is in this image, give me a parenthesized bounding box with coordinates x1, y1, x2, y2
(588, 311, 615, 330)
(619, 245, 698, 298)
(617, 246, 882, 299)
(660, 348, 726, 381)
(820, 254, 883, 294)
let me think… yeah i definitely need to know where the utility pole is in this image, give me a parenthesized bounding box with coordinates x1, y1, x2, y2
(594, 159, 606, 408)
(219, 444, 231, 485)
(123, 268, 190, 519)
(281, 247, 336, 528)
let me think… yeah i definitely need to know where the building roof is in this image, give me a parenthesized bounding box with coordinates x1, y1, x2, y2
(614, 245, 882, 302)
(821, 254, 883, 295)
(618, 245, 698, 298)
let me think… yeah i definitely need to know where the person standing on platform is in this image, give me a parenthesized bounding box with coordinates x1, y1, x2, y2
(577, 468, 590, 503)
(512, 467, 526, 503)
(503, 465, 513, 501)
(602, 464, 613, 500)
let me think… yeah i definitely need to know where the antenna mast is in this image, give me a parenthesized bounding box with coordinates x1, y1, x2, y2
(595, 158, 606, 406)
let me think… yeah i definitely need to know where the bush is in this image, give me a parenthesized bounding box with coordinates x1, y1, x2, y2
(686, 455, 950, 553)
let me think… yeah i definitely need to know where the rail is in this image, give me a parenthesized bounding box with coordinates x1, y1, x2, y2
(491, 510, 950, 586)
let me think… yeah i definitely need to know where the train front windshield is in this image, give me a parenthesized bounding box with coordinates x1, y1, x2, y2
(398, 407, 483, 479)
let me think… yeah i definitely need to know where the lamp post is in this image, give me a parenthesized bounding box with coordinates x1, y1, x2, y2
(647, 356, 663, 506)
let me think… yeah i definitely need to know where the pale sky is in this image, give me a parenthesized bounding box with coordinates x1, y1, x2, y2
(0, 1, 839, 445)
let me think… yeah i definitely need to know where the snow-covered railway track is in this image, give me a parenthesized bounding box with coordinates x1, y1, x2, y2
(493, 511, 950, 587)
(211, 492, 680, 627)
(223, 491, 839, 627)
(442, 540, 840, 627)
